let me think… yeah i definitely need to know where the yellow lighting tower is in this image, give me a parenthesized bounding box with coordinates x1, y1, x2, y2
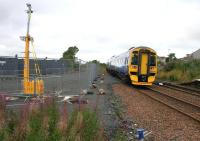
(21, 3, 44, 96)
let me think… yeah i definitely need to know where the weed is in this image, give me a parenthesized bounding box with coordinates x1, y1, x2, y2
(1, 96, 103, 141)
(47, 98, 61, 141)
(82, 109, 99, 141)
(67, 108, 100, 141)
(158, 59, 200, 82)
(26, 110, 45, 141)
(12, 103, 30, 141)
(113, 129, 126, 141)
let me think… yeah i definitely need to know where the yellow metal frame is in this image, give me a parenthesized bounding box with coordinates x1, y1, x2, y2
(23, 4, 44, 95)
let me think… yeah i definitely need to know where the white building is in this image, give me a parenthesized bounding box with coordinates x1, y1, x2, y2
(190, 49, 200, 59)
(157, 56, 167, 64)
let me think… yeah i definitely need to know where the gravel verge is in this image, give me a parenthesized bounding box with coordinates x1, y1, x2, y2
(112, 82, 200, 141)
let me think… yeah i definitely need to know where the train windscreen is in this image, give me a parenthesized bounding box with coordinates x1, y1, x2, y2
(149, 55, 156, 66)
(131, 52, 138, 65)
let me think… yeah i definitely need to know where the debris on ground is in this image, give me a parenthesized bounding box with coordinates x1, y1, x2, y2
(29, 97, 44, 103)
(98, 88, 105, 95)
(68, 96, 88, 104)
(61, 95, 75, 102)
(91, 83, 97, 88)
(104, 110, 114, 115)
(119, 118, 136, 140)
(86, 90, 94, 95)
(61, 95, 88, 104)
(81, 89, 94, 95)
(81, 89, 88, 95)
(154, 82, 164, 86)
(5, 96, 18, 101)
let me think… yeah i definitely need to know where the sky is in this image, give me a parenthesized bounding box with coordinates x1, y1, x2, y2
(0, 0, 200, 62)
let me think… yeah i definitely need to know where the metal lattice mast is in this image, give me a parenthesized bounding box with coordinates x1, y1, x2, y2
(24, 3, 33, 83)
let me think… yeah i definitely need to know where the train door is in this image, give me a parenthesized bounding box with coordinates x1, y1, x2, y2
(140, 53, 148, 75)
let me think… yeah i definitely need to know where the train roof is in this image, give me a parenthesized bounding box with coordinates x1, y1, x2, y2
(111, 51, 129, 58)
(108, 46, 157, 62)
(129, 46, 156, 53)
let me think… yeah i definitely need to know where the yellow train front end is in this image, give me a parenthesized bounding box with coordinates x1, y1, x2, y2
(128, 47, 157, 85)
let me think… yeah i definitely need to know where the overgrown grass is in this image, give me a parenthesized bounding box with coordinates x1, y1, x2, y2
(0, 97, 104, 141)
(157, 59, 200, 82)
(113, 129, 126, 141)
(109, 95, 127, 141)
(67, 108, 102, 141)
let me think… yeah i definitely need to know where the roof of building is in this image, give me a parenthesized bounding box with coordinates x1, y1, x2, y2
(191, 48, 200, 55)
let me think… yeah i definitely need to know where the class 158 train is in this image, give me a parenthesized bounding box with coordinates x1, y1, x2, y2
(106, 46, 157, 85)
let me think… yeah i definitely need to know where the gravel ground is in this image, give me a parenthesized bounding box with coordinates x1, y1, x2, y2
(89, 74, 123, 140)
(84, 73, 139, 140)
(112, 81, 200, 141)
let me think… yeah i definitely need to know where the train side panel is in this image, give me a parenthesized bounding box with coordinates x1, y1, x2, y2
(107, 52, 129, 80)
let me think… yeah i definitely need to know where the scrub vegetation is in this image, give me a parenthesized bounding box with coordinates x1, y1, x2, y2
(0, 96, 103, 141)
(157, 59, 200, 82)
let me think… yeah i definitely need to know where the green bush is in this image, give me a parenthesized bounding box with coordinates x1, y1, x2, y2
(158, 59, 200, 82)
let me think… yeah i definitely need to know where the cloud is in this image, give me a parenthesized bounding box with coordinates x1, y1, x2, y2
(0, 0, 200, 62)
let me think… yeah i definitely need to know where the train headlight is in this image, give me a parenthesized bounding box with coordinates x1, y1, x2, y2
(131, 65, 138, 69)
(150, 66, 156, 72)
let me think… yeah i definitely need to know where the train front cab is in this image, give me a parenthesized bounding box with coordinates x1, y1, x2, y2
(128, 48, 157, 85)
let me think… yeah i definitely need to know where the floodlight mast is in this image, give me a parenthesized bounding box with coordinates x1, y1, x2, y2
(21, 3, 44, 95)
(23, 3, 33, 94)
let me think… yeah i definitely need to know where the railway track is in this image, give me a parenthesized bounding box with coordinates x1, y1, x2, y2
(135, 87, 200, 123)
(162, 82, 200, 97)
(151, 85, 200, 107)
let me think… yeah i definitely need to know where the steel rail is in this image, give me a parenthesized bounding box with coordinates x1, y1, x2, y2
(135, 88, 200, 123)
(163, 85, 200, 97)
(163, 83, 200, 97)
(148, 87, 200, 109)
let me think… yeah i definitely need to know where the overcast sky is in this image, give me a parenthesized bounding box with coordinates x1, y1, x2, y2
(0, 0, 200, 62)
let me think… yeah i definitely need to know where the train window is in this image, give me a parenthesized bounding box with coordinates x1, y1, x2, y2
(131, 54, 138, 65)
(150, 55, 156, 66)
(126, 58, 128, 65)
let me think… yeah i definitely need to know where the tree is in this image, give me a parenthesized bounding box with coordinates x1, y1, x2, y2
(91, 60, 100, 64)
(166, 53, 176, 62)
(62, 46, 79, 60)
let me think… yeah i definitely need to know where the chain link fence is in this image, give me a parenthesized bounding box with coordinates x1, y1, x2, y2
(0, 57, 100, 96)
